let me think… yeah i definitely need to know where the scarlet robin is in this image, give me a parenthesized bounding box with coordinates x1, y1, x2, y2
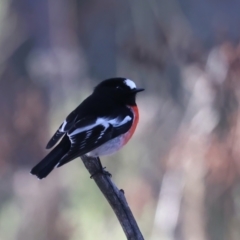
(31, 78, 144, 179)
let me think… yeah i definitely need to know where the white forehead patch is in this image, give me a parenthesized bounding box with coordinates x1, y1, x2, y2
(124, 79, 136, 89)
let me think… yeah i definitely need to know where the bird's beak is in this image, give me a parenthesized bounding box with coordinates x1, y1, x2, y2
(132, 88, 145, 93)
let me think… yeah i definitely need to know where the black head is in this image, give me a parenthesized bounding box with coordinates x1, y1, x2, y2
(94, 78, 144, 106)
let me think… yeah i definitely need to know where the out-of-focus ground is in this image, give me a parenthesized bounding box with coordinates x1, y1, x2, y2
(1, 1, 240, 240)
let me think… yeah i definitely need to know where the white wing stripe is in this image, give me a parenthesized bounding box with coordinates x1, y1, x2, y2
(114, 116, 131, 126)
(60, 120, 67, 132)
(69, 118, 108, 136)
(85, 131, 92, 139)
(69, 116, 132, 137)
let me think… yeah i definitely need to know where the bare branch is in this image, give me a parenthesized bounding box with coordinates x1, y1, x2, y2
(80, 155, 144, 240)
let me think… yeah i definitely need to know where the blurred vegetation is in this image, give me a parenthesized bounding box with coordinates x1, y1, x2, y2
(1, 0, 240, 240)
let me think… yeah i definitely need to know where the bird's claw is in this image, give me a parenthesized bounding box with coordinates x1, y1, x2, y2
(90, 167, 112, 178)
(102, 167, 112, 178)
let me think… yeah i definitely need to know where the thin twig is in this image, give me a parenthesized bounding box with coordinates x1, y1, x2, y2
(80, 155, 144, 240)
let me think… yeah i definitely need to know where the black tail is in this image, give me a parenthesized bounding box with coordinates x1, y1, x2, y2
(31, 135, 70, 179)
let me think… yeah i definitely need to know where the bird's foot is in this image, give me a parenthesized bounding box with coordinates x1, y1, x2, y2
(90, 167, 112, 179)
(102, 167, 112, 178)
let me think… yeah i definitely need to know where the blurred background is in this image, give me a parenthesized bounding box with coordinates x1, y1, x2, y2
(1, 0, 240, 239)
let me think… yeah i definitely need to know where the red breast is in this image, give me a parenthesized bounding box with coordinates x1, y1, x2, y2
(122, 106, 139, 145)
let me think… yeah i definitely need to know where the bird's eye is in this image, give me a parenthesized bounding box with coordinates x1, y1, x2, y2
(116, 85, 126, 91)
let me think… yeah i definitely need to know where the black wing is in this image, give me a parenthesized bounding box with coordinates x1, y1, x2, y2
(57, 114, 133, 167)
(46, 92, 131, 149)
(56, 123, 113, 167)
(46, 108, 81, 149)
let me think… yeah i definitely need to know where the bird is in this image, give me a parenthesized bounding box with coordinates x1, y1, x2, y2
(30, 77, 144, 179)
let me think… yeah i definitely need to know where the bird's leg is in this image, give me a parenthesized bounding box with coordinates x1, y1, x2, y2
(90, 157, 112, 178)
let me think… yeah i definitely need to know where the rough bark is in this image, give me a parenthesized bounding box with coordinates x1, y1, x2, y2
(81, 155, 144, 240)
